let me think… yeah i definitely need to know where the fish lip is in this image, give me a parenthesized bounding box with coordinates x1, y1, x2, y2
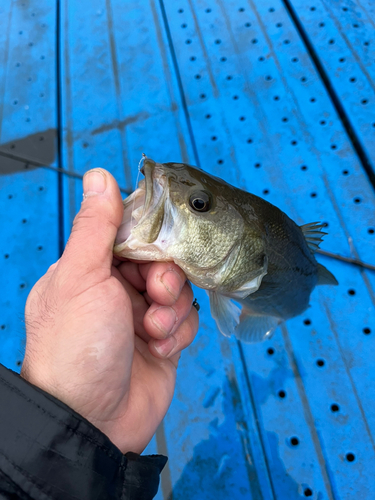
(113, 158, 166, 252)
(142, 158, 156, 215)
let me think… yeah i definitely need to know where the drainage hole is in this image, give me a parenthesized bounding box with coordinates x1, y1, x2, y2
(331, 403, 340, 412)
(363, 327, 371, 334)
(316, 359, 325, 367)
(290, 437, 299, 446)
(267, 347, 274, 355)
(348, 289, 356, 296)
(346, 453, 355, 462)
(304, 488, 313, 497)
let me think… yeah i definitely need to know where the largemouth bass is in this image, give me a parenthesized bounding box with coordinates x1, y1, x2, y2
(114, 157, 338, 343)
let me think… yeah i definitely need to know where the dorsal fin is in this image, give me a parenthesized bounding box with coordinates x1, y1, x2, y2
(300, 222, 328, 253)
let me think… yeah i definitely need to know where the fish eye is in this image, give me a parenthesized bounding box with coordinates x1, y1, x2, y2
(189, 191, 211, 212)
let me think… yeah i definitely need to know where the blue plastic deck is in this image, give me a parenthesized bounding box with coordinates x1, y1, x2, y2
(0, 1, 59, 371)
(1, 0, 375, 498)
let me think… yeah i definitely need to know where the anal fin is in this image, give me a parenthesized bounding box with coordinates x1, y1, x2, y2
(234, 314, 280, 343)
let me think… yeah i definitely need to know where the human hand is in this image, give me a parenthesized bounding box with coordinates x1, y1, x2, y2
(21, 169, 199, 454)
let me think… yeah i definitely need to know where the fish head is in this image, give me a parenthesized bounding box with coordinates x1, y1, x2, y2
(114, 158, 247, 289)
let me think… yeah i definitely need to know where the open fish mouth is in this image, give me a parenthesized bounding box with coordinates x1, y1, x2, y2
(114, 158, 166, 249)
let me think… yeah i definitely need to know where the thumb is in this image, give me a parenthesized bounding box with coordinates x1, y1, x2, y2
(61, 169, 124, 276)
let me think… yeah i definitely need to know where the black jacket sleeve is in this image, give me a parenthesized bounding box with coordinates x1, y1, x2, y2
(0, 364, 167, 500)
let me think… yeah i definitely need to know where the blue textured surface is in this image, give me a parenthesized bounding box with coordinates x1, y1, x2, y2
(1, 1, 375, 498)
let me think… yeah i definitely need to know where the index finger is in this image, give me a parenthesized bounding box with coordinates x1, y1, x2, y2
(140, 262, 187, 306)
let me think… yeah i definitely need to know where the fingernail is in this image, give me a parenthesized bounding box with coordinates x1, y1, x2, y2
(83, 170, 107, 197)
(160, 269, 183, 301)
(150, 306, 177, 337)
(154, 336, 177, 357)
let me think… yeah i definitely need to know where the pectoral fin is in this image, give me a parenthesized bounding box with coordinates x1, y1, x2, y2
(209, 291, 280, 343)
(227, 263, 268, 300)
